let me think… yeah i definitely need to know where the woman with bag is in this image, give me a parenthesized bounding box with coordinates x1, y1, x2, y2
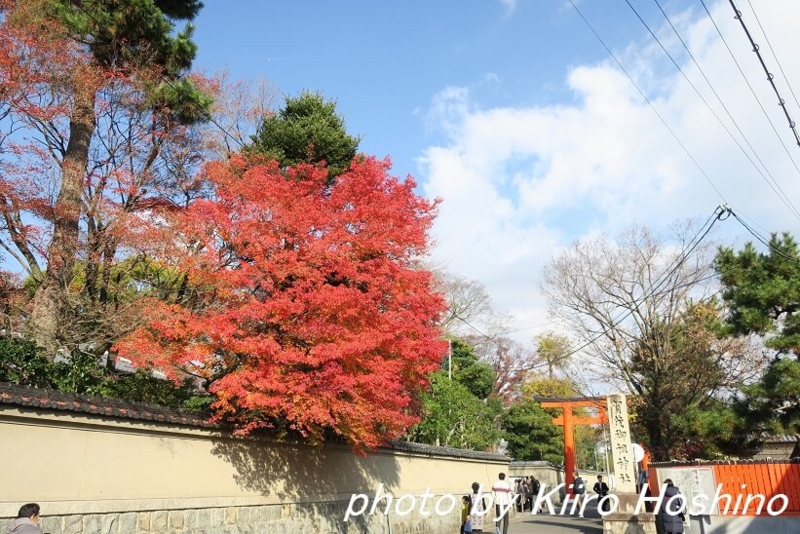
(467, 482, 487, 533)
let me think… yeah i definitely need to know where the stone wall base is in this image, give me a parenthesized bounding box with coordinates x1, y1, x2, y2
(601, 492, 658, 534)
(2, 501, 460, 534)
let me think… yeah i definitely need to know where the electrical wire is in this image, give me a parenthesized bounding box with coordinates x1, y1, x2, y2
(745, 0, 800, 114)
(698, 0, 800, 176)
(726, 0, 800, 149)
(727, 208, 800, 263)
(566, 0, 728, 204)
(522, 205, 727, 370)
(647, 0, 800, 222)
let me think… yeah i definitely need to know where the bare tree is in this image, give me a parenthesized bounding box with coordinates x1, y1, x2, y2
(541, 223, 765, 459)
(467, 334, 544, 405)
(433, 271, 495, 337)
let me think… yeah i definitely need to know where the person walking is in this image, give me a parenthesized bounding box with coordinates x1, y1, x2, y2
(468, 482, 488, 533)
(530, 477, 541, 512)
(5, 504, 44, 534)
(593, 475, 610, 512)
(572, 472, 587, 518)
(657, 479, 685, 534)
(492, 472, 513, 534)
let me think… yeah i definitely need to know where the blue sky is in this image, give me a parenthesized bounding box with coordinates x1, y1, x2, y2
(192, 0, 800, 346)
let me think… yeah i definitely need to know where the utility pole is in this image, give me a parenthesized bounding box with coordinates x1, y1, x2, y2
(603, 424, 611, 485)
(447, 339, 452, 379)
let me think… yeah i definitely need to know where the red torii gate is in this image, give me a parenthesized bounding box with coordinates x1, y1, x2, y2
(535, 396, 607, 495)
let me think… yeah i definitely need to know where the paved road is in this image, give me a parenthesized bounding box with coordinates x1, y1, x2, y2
(480, 503, 604, 534)
(506, 513, 603, 533)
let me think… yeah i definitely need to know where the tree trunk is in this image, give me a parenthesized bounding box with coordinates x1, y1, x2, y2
(29, 82, 96, 357)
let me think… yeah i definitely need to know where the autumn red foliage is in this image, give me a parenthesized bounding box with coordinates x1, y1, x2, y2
(115, 156, 447, 448)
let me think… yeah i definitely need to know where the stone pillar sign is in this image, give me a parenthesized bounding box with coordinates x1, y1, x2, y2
(606, 393, 636, 494)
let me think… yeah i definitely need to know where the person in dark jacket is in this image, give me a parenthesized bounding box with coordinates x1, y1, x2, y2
(5, 503, 43, 534)
(657, 480, 685, 534)
(593, 475, 610, 512)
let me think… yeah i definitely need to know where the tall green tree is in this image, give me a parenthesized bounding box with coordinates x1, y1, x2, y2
(249, 91, 360, 180)
(502, 398, 563, 463)
(716, 234, 800, 434)
(408, 371, 502, 450)
(408, 338, 502, 450)
(449, 338, 495, 399)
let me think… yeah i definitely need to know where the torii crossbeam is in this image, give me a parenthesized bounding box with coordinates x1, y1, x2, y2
(534, 396, 608, 494)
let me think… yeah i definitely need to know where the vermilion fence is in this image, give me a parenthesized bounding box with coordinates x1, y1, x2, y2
(647, 459, 800, 516)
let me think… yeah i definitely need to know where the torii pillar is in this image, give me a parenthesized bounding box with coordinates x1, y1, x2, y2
(537, 397, 607, 495)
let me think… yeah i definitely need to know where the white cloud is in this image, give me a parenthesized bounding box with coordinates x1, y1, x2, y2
(418, 0, 800, 346)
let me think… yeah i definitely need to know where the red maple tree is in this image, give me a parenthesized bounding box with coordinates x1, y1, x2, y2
(116, 156, 448, 448)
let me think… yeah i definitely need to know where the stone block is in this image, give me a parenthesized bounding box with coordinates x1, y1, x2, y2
(81, 515, 101, 534)
(151, 511, 167, 531)
(40, 516, 62, 534)
(167, 510, 185, 529)
(211, 507, 226, 527)
(63, 515, 83, 534)
(602, 513, 657, 534)
(100, 514, 118, 534)
(225, 507, 237, 524)
(184, 509, 197, 528)
(255, 506, 271, 523)
(118, 513, 137, 533)
(195, 508, 212, 527)
(137, 512, 150, 531)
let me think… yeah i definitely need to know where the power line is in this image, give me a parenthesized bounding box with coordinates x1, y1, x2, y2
(726, 0, 800, 149)
(698, 0, 800, 176)
(566, 0, 728, 204)
(525, 205, 727, 369)
(646, 0, 800, 222)
(745, 0, 800, 114)
(727, 207, 800, 263)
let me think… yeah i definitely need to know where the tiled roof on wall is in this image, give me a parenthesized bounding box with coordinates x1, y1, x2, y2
(0, 382, 511, 461)
(0, 381, 214, 428)
(388, 440, 509, 461)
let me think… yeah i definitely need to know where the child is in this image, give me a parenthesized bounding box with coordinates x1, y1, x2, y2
(461, 495, 472, 533)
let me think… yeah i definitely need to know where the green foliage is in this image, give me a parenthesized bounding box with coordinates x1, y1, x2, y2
(669, 401, 746, 459)
(146, 76, 214, 124)
(408, 371, 502, 450)
(575, 427, 600, 470)
(49, 0, 202, 74)
(717, 234, 800, 353)
(501, 398, 563, 463)
(716, 234, 800, 435)
(534, 332, 572, 378)
(522, 376, 578, 398)
(51, 349, 110, 396)
(408, 338, 505, 450)
(0, 338, 54, 388)
(249, 91, 360, 180)
(47, 0, 212, 124)
(624, 301, 750, 460)
(448, 338, 495, 399)
(736, 359, 800, 434)
(0, 337, 210, 414)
